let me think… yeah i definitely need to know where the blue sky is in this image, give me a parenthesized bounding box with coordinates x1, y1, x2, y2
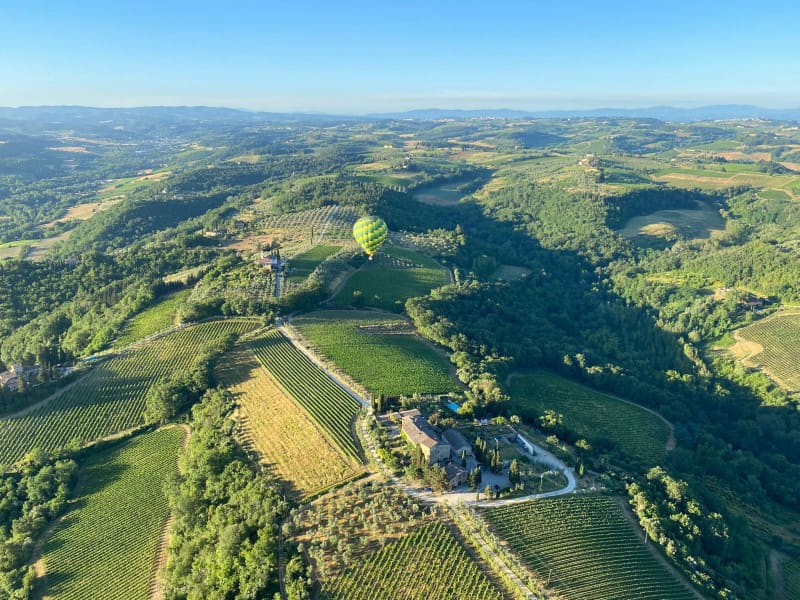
(1, 0, 798, 112)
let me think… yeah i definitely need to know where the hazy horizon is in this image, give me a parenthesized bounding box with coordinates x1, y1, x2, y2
(3, 0, 799, 113)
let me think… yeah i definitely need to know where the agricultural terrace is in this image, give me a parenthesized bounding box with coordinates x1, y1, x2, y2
(292, 310, 459, 398)
(287, 244, 341, 282)
(0, 319, 257, 465)
(333, 246, 450, 312)
(290, 480, 502, 600)
(40, 427, 184, 600)
(115, 289, 190, 347)
(481, 496, 697, 600)
(507, 371, 670, 466)
(216, 343, 361, 498)
(251, 330, 362, 460)
(731, 311, 800, 391)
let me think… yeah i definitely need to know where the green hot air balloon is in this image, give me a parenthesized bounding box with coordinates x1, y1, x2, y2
(353, 216, 388, 259)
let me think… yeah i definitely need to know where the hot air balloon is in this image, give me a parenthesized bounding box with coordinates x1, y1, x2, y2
(352, 216, 388, 259)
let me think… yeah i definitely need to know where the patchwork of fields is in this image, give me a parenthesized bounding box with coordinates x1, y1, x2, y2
(507, 371, 670, 466)
(0, 319, 257, 465)
(731, 311, 800, 391)
(481, 496, 696, 600)
(217, 343, 361, 498)
(252, 330, 362, 460)
(40, 427, 183, 600)
(293, 310, 459, 397)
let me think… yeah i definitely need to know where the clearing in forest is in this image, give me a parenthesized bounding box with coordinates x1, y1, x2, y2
(618, 203, 725, 243)
(216, 343, 361, 498)
(507, 371, 670, 466)
(731, 311, 800, 391)
(293, 310, 459, 398)
(481, 496, 697, 600)
(333, 246, 449, 312)
(39, 427, 183, 600)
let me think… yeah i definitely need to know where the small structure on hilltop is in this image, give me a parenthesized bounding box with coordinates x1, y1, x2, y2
(259, 250, 288, 272)
(400, 413, 451, 464)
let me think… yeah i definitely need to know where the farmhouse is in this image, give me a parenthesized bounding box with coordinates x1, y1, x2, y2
(0, 369, 20, 392)
(259, 252, 288, 272)
(401, 414, 451, 464)
(442, 429, 472, 460)
(444, 462, 468, 490)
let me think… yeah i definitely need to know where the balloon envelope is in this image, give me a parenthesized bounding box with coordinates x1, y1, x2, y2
(352, 216, 388, 257)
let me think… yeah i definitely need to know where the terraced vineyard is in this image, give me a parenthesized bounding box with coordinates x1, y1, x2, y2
(481, 496, 696, 600)
(0, 319, 257, 465)
(216, 344, 361, 498)
(40, 427, 184, 599)
(508, 371, 670, 465)
(252, 330, 362, 460)
(733, 311, 800, 391)
(293, 310, 459, 397)
(333, 246, 450, 312)
(322, 521, 503, 600)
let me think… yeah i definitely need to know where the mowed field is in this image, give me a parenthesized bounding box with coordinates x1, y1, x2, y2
(481, 496, 696, 600)
(40, 427, 184, 600)
(216, 343, 361, 498)
(252, 330, 362, 460)
(322, 521, 503, 600)
(0, 319, 257, 465)
(333, 246, 449, 312)
(731, 311, 800, 391)
(115, 289, 190, 347)
(293, 310, 459, 398)
(507, 371, 670, 466)
(287, 244, 341, 282)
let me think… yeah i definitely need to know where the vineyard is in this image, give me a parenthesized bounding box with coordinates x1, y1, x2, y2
(216, 344, 361, 498)
(322, 521, 503, 600)
(732, 311, 800, 391)
(507, 371, 670, 466)
(251, 330, 362, 460)
(293, 310, 459, 397)
(0, 319, 257, 465)
(40, 427, 184, 600)
(287, 243, 342, 282)
(333, 245, 450, 312)
(784, 557, 800, 599)
(115, 289, 190, 347)
(480, 496, 696, 600)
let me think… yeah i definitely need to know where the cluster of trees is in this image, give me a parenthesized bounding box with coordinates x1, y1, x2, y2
(162, 389, 288, 599)
(0, 450, 77, 598)
(629, 467, 762, 598)
(143, 332, 238, 424)
(405, 443, 448, 492)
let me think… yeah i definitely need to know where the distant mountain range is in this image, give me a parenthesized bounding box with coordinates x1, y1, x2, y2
(0, 104, 799, 123)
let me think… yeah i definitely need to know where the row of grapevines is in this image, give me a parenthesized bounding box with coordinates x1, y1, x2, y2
(481, 495, 696, 600)
(0, 319, 257, 465)
(251, 330, 362, 460)
(322, 521, 503, 600)
(41, 427, 184, 599)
